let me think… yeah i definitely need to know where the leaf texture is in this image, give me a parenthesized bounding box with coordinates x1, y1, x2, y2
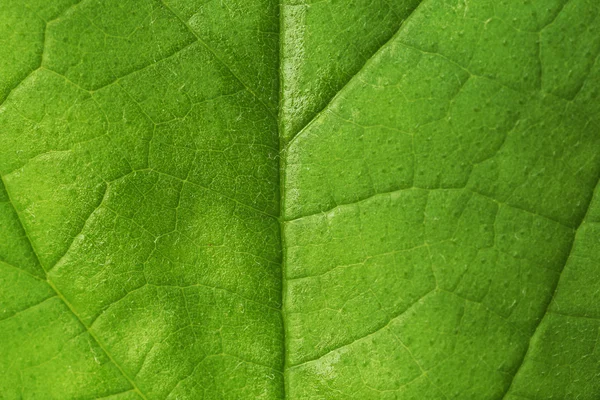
(1, 0, 599, 399)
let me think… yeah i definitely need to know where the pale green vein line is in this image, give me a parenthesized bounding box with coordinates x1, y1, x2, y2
(40, 38, 199, 94)
(0, 296, 58, 323)
(45, 0, 86, 25)
(288, 289, 436, 369)
(46, 279, 149, 400)
(148, 283, 281, 313)
(0, 259, 46, 281)
(500, 173, 600, 400)
(468, 189, 575, 230)
(392, 334, 450, 400)
(0, 0, 79, 103)
(440, 289, 528, 338)
(157, 0, 277, 120)
(540, 0, 571, 32)
(0, 174, 149, 400)
(87, 39, 198, 92)
(147, 168, 278, 219)
(284, 186, 420, 223)
(46, 183, 108, 273)
(283, 0, 427, 149)
(0, 67, 40, 106)
(283, 184, 575, 231)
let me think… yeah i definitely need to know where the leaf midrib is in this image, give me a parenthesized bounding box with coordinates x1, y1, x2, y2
(276, 2, 428, 396)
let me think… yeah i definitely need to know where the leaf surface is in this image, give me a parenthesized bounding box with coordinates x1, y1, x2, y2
(1, 0, 599, 399)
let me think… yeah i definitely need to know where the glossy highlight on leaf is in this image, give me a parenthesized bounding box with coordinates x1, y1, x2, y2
(0, 0, 599, 399)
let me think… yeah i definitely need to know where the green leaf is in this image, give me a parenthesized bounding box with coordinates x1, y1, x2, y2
(1, 0, 599, 399)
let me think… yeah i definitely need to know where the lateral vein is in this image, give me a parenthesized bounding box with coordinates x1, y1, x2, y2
(283, 0, 427, 149)
(0, 173, 149, 400)
(500, 173, 600, 399)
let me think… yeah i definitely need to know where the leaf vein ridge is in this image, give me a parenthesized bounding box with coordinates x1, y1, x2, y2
(0, 296, 58, 323)
(284, 186, 574, 231)
(283, 0, 427, 146)
(288, 289, 436, 369)
(0, 174, 149, 400)
(43, 39, 200, 93)
(157, 0, 276, 118)
(499, 172, 600, 399)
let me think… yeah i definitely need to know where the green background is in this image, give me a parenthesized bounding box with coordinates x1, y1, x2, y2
(1, 0, 599, 398)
